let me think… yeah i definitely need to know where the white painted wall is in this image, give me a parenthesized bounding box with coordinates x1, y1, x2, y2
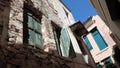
(84, 15, 116, 63)
(51, 0, 75, 27)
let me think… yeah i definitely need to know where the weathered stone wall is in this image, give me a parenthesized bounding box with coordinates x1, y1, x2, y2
(0, 0, 11, 45)
(7, 0, 64, 51)
(41, 16, 56, 52)
(8, 0, 23, 45)
(0, 0, 96, 68)
(0, 44, 94, 68)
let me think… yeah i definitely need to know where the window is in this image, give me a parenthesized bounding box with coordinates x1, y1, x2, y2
(102, 57, 115, 68)
(83, 36, 93, 50)
(23, 9, 43, 48)
(91, 27, 107, 50)
(60, 28, 75, 58)
(52, 23, 62, 56)
(96, 63, 102, 68)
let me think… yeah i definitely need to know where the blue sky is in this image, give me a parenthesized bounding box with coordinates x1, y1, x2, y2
(61, 0, 97, 23)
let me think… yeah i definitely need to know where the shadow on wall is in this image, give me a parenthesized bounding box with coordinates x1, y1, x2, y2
(0, 0, 11, 68)
(0, 44, 95, 68)
(113, 46, 120, 67)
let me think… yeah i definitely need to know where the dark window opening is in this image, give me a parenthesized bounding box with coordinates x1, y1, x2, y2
(113, 46, 120, 65)
(69, 41, 76, 58)
(23, 7, 43, 48)
(96, 63, 102, 68)
(52, 22, 62, 56)
(102, 57, 116, 68)
(76, 38, 86, 55)
(106, 0, 120, 20)
(52, 23, 76, 58)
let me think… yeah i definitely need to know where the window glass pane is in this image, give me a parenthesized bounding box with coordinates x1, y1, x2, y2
(83, 36, 93, 50)
(61, 28, 70, 57)
(91, 28, 107, 50)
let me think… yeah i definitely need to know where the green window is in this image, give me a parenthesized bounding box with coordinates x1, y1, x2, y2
(60, 28, 71, 57)
(24, 10, 42, 48)
(103, 57, 115, 68)
(53, 28, 62, 56)
(91, 27, 107, 50)
(83, 36, 93, 50)
(96, 63, 102, 68)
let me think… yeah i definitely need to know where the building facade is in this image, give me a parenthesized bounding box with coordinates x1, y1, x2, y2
(0, 0, 95, 68)
(89, 0, 120, 47)
(83, 15, 117, 68)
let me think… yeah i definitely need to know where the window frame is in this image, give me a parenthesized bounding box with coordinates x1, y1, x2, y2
(90, 27, 107, 50)
(23, 8, 43, 48)
(83, 36, 93, 51)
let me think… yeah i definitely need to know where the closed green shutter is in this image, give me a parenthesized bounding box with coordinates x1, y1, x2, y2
(61, 28, 70, 57)
(83, 36, 93, 50)
(28, 29, 36, 46)
(91, 28, 107, 50)
(28, 15, 34, 28)
(36, 33, 43, 48)
(36, 22, 41, 33)
(27, 14, 42, 48)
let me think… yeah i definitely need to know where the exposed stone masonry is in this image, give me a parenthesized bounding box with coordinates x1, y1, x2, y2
(0, 0, 96, 68)
(0, 44, 93, 68)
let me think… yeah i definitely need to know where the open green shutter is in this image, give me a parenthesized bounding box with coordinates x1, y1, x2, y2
(54, 30, 62, 56)
(61, 28, 70, 57)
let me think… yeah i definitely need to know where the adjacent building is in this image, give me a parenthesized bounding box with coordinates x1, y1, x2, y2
(83, 15, 117, 68)
(88, 0, 120, 67)
(89, 0, 120, 47)
(0, 0, 95, 68)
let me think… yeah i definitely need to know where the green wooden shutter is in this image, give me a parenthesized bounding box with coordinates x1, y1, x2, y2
(36, 33, 43, 48)
(54, 30, 62, 56)
(60, 28, 70, 57)
(37, 22, 41, 33)
(27, 14, 42, 48)
(28, 29, 36, 46)
(28, 15, 34, 28)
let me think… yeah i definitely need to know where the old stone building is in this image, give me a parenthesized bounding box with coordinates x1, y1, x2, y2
(0, 0, 96, 68)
